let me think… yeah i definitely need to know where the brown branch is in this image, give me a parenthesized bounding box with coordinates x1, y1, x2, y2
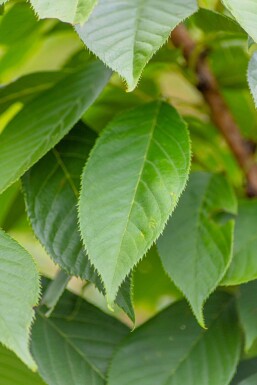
(171, 24, 257, 197)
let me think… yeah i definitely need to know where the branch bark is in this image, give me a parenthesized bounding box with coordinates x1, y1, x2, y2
(171, 24, 257, 196)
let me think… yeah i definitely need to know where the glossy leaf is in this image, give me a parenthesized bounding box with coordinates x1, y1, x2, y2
(223, 0, 257, 42)
(0, 61, 110, 194)
(222, 200, 257, 285)
(0, 230, 40, 370)
(32, 290, 129, 385)
(30, 0, 97, 24)
(108, 292, 241, 385)
(237, 280, 257, 352)
(158, 172, 237, 327)
(248, 52, 257, 107)
(23, 122, 134, 321)
(79, 102, 191, 305)
(0, 343, 45, 385)
(76, 0, 198, 91)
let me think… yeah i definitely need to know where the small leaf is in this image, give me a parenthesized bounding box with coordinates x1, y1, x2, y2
(0, 343, 46, 385)
(30, 0, 97, 24)
(237, 280, 257, 352)
(79, 102, 191, 305)
(248, 52, 257, 107)
(238, 374, 257, 385)
(223, 0, 257, 42)
(108, 292, 241, 385)
(0, 230, 40, 370)
(158, 172, 237, 327)
(76, 0, 198, 91)
(0, 61, 110, 194)
(231, 358, 257, 385)
(31, 289, 129, 385)
(23, 122, 134, 321)
(222, 200, 257, 285)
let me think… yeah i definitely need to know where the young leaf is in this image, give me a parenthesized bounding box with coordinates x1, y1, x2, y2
(222, 200, 257, 285)
(75, 0, 198, 91)
(157, 172, 237, 327)
(248, 52, 257, 107)
(108, 292, 241, 385)
(0, 61, 111, 194)
(22, 122, 134, 321)
(0, 343, 46, 385)
(30, 0, 97, 24)
(79, 102, 191, 306)
(31, 289, 129, 385)
(237, 280, 257, 352)
(0, 230, 40, 370)
(223, 0, 257, 42)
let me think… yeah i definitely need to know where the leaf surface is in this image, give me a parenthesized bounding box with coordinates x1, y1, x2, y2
(23, 122, 134, 321)
(0, 230, 40, 369)
(0, 343, 45, 385)
(32, 289, 129, 385)
(222, 200, 257, 285)
(0, 61, 110, 194)
(248, 52, 257, 107)
(30, 0, 97, 24)
(79, 102, 191, 305)
(76, 0, 198, 91)
(158, 172, 237, 326)
(108, 292, 241, 385)
(223, 0, 257, 41)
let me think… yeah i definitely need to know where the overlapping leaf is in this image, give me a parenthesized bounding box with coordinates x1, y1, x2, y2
(79, 102, 191, 305)
(30, 0, 97, 24)
(76, 0, 198, 91)
(222, 200, 257, 285)
(0, 344, 45, 385)
(237, 280, 257, 352)
(23, 122, 134, 321)
(31, 289, 129, 385)
(158, 172, 237, 327)
(223, 0, 257, 42)
(0, 230, 40, 370)
(248, 52, 257, 107)
(238, 374, 257, 385)
(108, 292, 241, 385)
(0, 61, 110, 194)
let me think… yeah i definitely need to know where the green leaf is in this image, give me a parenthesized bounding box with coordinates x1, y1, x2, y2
(237, 280, 257, 352)
(0, 61, 110, 194)
(157, 172, 237, 327)
(248, 52, 257, 107)
(108, 292, 241, 385)
(22, 122, 134, 321)
(31, 289, 129, 385)
(222, 200, 257, 285)
(231, 358, 257, 385)
(30, 0, 97, 24)
(222, 0, 257, 42)
(79, 102, 191, 305)
(192, 8, 245, 34)
(0, 230, 40, 370)
(0, 343, 46, 385)
(76, 0, 198, 91)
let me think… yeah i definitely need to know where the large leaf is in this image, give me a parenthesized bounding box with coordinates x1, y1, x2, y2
(30, 0, 97, 24)
(76, 0, 198, 91)
(0, 343, 46, 385)
(79, 102, 191, 305)
(0, 230, 40, 370)
(222, 0, 257, 42)
(222, 200, 257, 285)
(22, 122, 134, 321)
(237, 280, 257, 352)
(248, 52, 257, 108)
(108, 292, 241, 385)
(31, 289, 129, 385)
(0, 61, 110, 194)
(157, 172, 237, 327)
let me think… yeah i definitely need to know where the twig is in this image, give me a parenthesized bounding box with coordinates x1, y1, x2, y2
(171, 24, 257, 196)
